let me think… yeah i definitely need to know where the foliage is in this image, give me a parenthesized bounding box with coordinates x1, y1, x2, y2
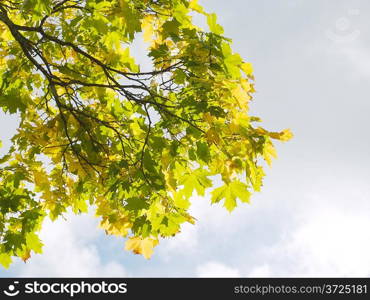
(0, 0, 292, 267)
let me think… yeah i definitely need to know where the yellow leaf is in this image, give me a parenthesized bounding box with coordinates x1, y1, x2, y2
(161, 149, 171, 169)
(240, 78, 251, 92)
(279, 129, 294, 141)
(263, 142, 277, 166)
(21, 250, 31, 263)
(189, 0, 204, 13)
(232, 85, 250, 110)
(184, 213, 197, 225)
(100, 216, 131, 237)
(95, 197, 112, 216)
(203, 112, 214, 124)
(241, 62, 254, 76)
(125, 237, 158, 259)
(140, 238, 158, 259)
(256, 127, 293, 142)
(206, 128, 221, 144)
(228, 122, 240, 134)
(33, 170, 49, 188)
(125, 237, 141, 254)
(164, 169, 177, 191)
(142, 16, 154, 43)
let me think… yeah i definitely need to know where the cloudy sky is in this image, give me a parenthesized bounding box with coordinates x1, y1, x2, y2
(1, 0, 370, 277)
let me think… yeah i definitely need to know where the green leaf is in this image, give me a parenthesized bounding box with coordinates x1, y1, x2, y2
(0, 89, 28, 114)
(125, 197, 150, 211)
(174, 192, 191, 209)
(196, 141, 210, 163)
(207, 13, 224, 35)
(211, 185, 227, 203)
(162, 19, 180, 37)
(211, 181, 250, 212)
(143, 150, 156, 173)
(223, 189, 237, 212)
(229, 180, 251, 204)
(25, 232, 43, 254)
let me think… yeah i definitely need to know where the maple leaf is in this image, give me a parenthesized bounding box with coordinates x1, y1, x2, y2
(21, 250, 31, 263)
(125, 237, 159, 259)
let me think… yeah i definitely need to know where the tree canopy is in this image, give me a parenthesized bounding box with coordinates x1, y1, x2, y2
(0, 0, 292, 267)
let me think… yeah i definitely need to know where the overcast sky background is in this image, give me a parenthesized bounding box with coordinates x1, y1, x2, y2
(1, 0, 370, 277)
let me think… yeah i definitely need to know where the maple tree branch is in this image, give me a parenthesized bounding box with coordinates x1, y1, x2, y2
(0, 4, 205, 180)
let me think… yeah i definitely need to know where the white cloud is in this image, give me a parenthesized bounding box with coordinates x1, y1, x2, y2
(244, 181, 370, 277)
(196, 262, 240, 278)
(247, 264, 272, 277)
(272, 208, 370, 277)
(17, 211, 128, 277)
